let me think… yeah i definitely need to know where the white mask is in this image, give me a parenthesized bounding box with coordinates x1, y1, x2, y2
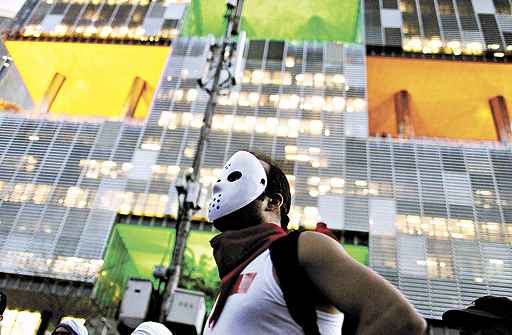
(207, 151, 267, 222)
(58, 320, 89, 335)
(131, 322, 173, 335)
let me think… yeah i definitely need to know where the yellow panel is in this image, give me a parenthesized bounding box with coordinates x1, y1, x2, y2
(5, 41, 169, 119)
(368, 56, 512, 141)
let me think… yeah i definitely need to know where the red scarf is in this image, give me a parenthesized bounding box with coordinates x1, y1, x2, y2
(208, 223, 287, 328)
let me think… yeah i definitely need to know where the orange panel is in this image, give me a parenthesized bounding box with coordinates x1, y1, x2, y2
(368, 56, 512, 141)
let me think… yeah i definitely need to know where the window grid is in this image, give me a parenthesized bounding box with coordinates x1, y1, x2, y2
(364, 0, 512, 54)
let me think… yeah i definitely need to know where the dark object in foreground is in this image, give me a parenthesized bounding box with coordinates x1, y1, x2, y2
(442, 296, 512, 334)
(0, 291, 6, 321)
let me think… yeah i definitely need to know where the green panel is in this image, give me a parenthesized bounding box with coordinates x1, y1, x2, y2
(182, 0, 361, 43)
(343, 244, 369, 265)
(96, 224, 218, 312)
(117, 224, 216, 274)
(95, 227, 140, 309)
(112, 224, 368, 277)
(96, 224, 368, 312)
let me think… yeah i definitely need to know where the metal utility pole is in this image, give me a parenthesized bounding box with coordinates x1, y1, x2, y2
(158, 0, 245, 322)
(0, 56, 12, 80)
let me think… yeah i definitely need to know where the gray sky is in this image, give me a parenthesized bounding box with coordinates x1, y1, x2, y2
(0, 0, 26, 18)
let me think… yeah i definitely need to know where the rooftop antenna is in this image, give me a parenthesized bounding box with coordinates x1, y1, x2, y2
(157, 0, 246, 323)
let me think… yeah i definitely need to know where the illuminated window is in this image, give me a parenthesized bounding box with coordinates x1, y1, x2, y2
(303, 206, 320, 228)
(184, 147, 195, 158)
(314, 73, 325, 87)
(80, 159, 130, 179)
(271, 72, 282, 85)
(141, 140, 161, 151)
(64, 187, 89, 208)
(309, 120, 324, 135)
(284, 145, 326, 168)
(20, 155, 38, 173)
(173, 87, 350, 113)
(33, 185, 51, 204)
(420, 257, 453, 279)
(20, 184, 35, 202)
(297, 73, 313, 87)
(487, 258, 505, 276)
(480, 222, 502, 241)
(242, 70, 252, 84)
(278, 94, 300, 109)
(251, 70, 265, 85)
(10, 184, 26, 203)
(248, 92, 260, 106)
(450, 219, 475, 239)
(159, 111, 324, 138)
(347, 98, 367, 113)
(282, 72, 293, 85)
(331, 96, 346, 112)
(186, 89, 198, 102)
(330, 74, 346, 87)
(132, 193, 147, 216)
(144, 193, 168, 217)
(285, 57, 295, 68)
(396, 215, 481, 240)
(119, 192, 135, 215)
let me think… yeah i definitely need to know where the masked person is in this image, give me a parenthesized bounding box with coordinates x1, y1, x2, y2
(51, 320, 88, 335)
(204, 151, 427, 335)
(131, 322, 173, 335)
(442, 296, 512, 335)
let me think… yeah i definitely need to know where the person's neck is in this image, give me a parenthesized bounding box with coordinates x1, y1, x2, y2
(218, 221, 280, 233)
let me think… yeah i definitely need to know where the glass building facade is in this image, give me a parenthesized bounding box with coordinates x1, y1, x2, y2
(367, 139, 512, 318)
(365, 0, 512, 56)
(0, 36, 367, 280)
(12, 0, 189, 42)
(0, 0, 510, 328)
(0, 17, 13, 33)
(0, 116, 138, 282)
(150, 38, 367, 229)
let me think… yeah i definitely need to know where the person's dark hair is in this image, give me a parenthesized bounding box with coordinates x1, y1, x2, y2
(250, 152, 291, 229)
(213, 151, 292, 231)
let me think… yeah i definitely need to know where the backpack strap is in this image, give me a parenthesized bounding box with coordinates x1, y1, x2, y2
(269, 230, 322, 335)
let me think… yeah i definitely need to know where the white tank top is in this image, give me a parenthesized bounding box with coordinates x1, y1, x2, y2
(204, 250, 344, 335)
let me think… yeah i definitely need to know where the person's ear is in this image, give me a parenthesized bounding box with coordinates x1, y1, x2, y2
(266, 193, 283, 212)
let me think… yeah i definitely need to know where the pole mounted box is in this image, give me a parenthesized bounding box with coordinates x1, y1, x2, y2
(119, 278, 153, 329)
(165, 288, 206, 335)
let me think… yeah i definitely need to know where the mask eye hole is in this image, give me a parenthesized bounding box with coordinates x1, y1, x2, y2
(227, 171, 242, 182)
(261, 179, 265, 185)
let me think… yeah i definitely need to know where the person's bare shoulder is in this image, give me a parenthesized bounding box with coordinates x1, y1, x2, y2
(297, 231, 349, 267)
(297, 231, 427, 335)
